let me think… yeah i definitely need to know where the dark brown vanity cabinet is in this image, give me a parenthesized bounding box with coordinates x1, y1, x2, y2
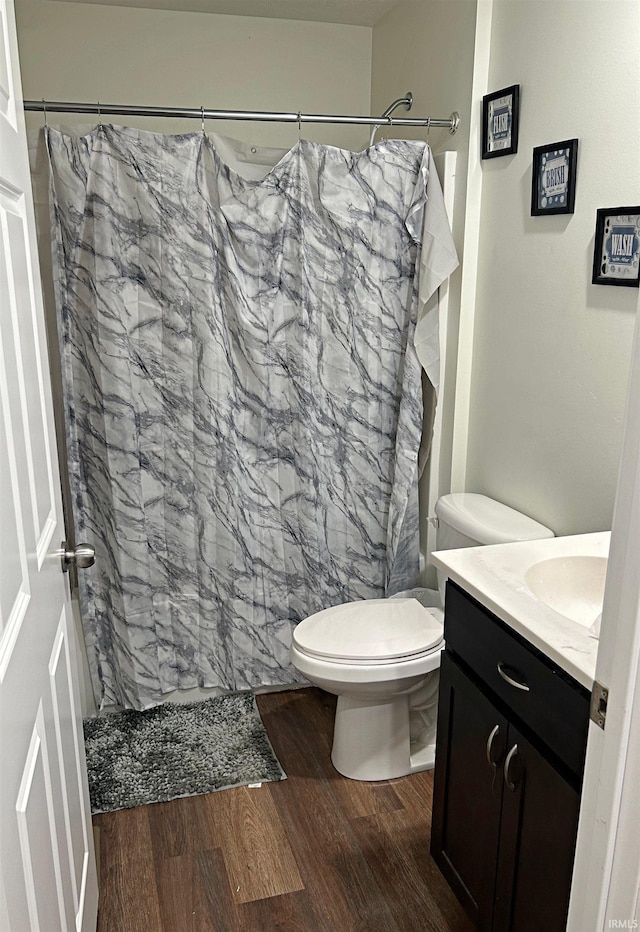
(431, 582, 591, 932)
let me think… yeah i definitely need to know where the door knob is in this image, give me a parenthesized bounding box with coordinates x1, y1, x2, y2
(61, 541, 96, 572)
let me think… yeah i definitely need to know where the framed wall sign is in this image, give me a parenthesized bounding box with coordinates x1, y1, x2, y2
(482, 85, 520, 159)
(592, 207, 640, 287)
(531, 139, 578, 215)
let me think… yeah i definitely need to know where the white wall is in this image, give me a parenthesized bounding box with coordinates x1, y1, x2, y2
(371, 0, 476, 258)
(466, 0, 640, 537)
(371, 0, 477, 572)
(16, 1, 372, 150)
(20, 0, 637, 547)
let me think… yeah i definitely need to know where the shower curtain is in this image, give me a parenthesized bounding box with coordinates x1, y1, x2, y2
(47, 125, 458, 710)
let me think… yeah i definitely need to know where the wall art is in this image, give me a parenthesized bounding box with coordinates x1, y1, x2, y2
(592, 207, 640, 287)
(482, 85, 520, 159)
(531, 139, 578, 215)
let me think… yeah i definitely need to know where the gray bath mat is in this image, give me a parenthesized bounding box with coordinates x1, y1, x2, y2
(84, 692, 286, 814)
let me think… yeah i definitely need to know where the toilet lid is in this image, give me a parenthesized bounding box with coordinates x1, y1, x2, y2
(293, 598, 443, 662)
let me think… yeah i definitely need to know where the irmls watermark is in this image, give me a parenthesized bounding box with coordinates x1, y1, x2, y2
(608, 921, 639, 929)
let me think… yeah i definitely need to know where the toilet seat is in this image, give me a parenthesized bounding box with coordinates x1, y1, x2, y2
(292, 598, 444, 666)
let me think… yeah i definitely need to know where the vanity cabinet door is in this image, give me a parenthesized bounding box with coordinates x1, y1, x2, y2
(492, 725, 580, 932)
(431, 652, 507, 931)
(432, 584, 587, 930)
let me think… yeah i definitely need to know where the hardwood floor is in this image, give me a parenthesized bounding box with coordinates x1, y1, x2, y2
(94, 687, 473, 931)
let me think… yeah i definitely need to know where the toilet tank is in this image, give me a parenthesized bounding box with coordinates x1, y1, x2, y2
(434, 493, 554, 601)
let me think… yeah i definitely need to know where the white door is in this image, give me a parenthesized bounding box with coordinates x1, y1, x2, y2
(568, 296, 640, 929)
(0, 0, 98, 927)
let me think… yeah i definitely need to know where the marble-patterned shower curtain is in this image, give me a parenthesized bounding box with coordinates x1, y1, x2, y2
(47, 125, 457, 710)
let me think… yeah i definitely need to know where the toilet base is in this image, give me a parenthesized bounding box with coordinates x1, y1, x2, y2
(331, 693, 435, 781)
(409, 741, 436, 773)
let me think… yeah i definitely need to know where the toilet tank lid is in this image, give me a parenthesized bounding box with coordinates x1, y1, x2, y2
(293, 599, 443, 662)
(435, 493, 555, 545)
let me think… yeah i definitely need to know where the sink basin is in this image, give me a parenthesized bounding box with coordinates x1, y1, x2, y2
(525, 555, 607, 626)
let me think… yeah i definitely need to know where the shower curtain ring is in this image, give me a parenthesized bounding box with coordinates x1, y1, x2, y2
(42, 98, 47, 128)
(97, 101, 102, 127)
(427, 116, 431, 136)
(201, 106, 205, 135)
(297, 111, 302, 139)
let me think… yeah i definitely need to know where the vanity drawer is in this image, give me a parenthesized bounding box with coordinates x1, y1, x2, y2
(444, 581, 590, 778)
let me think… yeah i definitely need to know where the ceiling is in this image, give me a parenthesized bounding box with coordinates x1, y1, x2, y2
(46, 0, 402, 26)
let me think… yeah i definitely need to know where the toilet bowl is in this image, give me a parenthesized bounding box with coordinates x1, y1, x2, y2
(290, 493, 555, 782)
(291, 598, 444, 781)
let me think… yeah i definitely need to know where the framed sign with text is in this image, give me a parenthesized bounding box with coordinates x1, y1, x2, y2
(482, 85, 520, 159)
(531, 139, 578, 215)
(592, 207, 640, 287)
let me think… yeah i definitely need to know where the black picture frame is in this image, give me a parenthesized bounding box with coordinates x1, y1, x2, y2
(482, 85, 520, 159)
(531, 139, 578, 216)
(592, 207, 640, 287)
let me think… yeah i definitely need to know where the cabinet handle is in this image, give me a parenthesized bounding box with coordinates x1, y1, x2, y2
(497, 662, 530, 692)
(504, 743, 520, 791)
(486, 724, 501, 769)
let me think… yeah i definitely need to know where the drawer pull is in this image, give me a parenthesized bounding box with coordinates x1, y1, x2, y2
(486, 724, 501, 770)
(497, 662, 530, 692)
(504, 743, 520, 791)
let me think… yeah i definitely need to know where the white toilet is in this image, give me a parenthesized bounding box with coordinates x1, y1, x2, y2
(290, 493, 554, 781)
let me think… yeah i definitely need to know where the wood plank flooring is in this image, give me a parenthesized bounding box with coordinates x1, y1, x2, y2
(93, 687, 473, 931)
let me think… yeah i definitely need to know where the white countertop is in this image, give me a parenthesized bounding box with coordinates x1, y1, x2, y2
(432, 531, 610, 690)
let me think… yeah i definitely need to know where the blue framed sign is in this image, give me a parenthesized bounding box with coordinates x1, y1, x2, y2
(531, 139, 578, 215)
(592, 207, 640, 287)
(482, 85, 520, 159)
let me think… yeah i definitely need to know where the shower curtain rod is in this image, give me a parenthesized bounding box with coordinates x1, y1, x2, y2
(23, 99, 460, 134)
